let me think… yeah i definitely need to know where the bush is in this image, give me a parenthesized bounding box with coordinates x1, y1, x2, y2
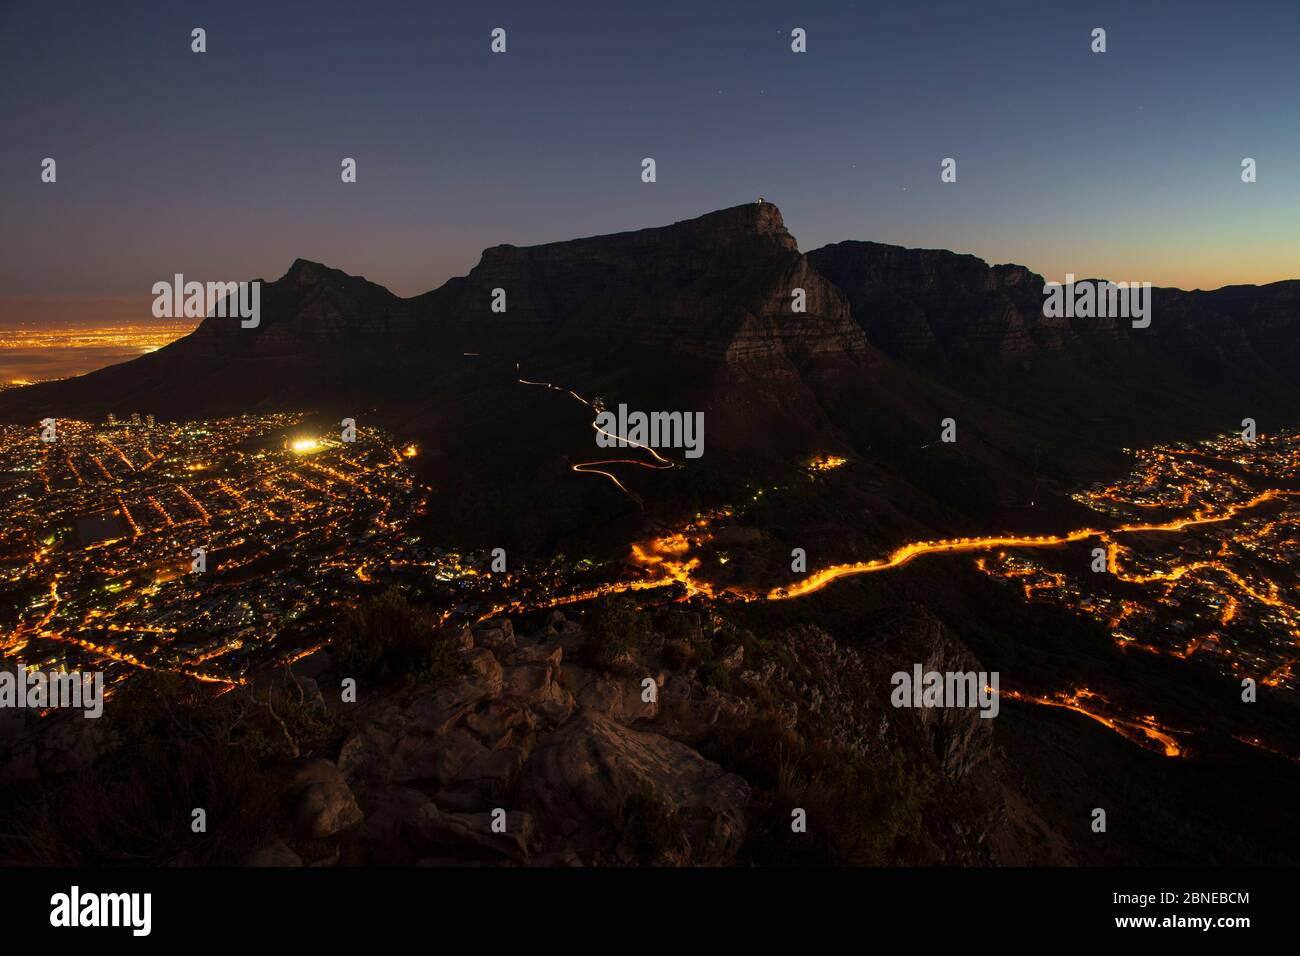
(582, 594, 650, 668)
(696, 657, 733, 692)
(653, 607, 701, 643)
(619, 790, 686, 864)
(0, 675, 279, 866)
(333, 587, 467, 686)
(4, 738, 278, 866)
(661, 639, 697, 671)
(767, 747, 934, 865)
(699, 715, 934, 866)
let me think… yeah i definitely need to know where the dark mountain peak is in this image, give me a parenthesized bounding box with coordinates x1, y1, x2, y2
(474, 201, 797, 275)
(278, 257, 377, 291)
(679, 200, 794, 245)
(177, 257, 401, 348)
(430, 201, 862, 365)
(650, 200, 796, 251)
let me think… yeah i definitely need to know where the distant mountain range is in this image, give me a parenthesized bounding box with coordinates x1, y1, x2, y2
(5, 203, 1297, 536)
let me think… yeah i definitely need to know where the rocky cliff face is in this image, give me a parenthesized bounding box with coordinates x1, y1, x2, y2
(807, 241, 1062, 359)
(804, 239, 1300, 447)
(420, 203, 867, 369)
(807, 239, 1300, 378)
(1149, 281, 1300, 372)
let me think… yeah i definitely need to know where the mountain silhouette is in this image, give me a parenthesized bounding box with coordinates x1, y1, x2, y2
(4, 202, 1297, 541)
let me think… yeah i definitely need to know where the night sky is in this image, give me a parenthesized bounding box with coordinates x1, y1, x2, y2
(2, 0, 1298, 327)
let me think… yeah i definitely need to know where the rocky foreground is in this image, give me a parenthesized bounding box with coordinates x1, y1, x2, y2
(242, 605, 1069, 866)
(1, 604, 1073, 866)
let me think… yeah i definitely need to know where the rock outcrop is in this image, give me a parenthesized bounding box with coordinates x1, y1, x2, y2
(328, 613, 757, 866)
(1, 602, 1073, 867)
(518, 710, 749, 865)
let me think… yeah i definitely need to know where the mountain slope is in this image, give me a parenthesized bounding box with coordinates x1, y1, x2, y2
(2, 203, 1296, 546)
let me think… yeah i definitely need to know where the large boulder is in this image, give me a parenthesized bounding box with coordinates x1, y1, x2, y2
(518, 710, 749, 864)
(464, 700, 535, 751)
(391, 727, 488, 785)
(472, 619, 516, 655)
(405, 655, 503, 735)
(404, 804, 534, 864)
(565, 666, 661, 725)
(282, 758, 363, 840)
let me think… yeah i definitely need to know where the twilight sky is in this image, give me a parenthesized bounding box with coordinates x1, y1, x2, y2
(2, 0, 1298, 328)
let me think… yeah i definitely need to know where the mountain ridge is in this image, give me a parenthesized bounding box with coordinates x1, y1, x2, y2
(3, 203, 1298, 506)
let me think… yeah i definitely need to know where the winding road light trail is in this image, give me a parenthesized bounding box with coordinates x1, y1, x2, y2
(472, 464, 1297, 760)
(517, 365, 674, 503)
(999, 688, 1184, 757)
(766, 490, 1299, 601)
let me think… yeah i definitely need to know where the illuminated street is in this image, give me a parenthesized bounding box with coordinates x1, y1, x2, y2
(4, 405, 1298, 764)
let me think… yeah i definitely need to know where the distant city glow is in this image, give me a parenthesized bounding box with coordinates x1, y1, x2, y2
(0, 322, 196, 384)
(0, 323, 193, 353)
